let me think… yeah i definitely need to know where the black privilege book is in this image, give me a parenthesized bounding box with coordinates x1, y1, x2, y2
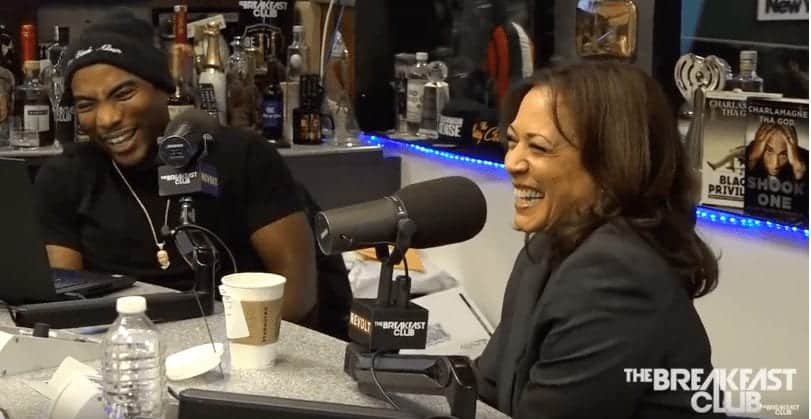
(744, 97, 809, 225)
(700, 91, 753, 208)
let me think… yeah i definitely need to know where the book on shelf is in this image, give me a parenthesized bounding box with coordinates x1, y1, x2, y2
(743, 97, 809, 225)
(699, 90, 782, 209)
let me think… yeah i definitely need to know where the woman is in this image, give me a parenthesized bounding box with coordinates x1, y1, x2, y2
(476, 62, 724, 418)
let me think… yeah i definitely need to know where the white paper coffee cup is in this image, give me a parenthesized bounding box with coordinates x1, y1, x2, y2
(48, 374, 105, 419)
(219, 272, 286, 370)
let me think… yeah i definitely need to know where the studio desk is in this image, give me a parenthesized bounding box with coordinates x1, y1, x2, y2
(0, 282, 508, 419)
(0, 142, 402, 211)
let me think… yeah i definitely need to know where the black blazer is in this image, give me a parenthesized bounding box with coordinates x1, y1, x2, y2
(476, 220, 725, 418)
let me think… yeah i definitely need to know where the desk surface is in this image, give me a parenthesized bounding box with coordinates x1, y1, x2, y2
(0, 288, 507, 419)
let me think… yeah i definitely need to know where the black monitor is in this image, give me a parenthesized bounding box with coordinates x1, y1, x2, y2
(0, 157, 69, 303)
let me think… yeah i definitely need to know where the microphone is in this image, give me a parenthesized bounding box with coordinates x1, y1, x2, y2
(157, 109, 221, 197)
(315, 176, 487, 255)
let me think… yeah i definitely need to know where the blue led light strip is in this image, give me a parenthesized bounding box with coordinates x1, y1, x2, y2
(361, 133, 809, 239)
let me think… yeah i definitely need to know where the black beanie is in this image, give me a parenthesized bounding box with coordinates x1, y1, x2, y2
(61, 9, 174, 105)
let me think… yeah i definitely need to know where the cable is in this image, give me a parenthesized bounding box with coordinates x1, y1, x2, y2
(171, 223, 238, 274)
(63, 292, 86, 300)
(190, 257, 224, 377)
(319, 0, 337, 80)
(370, 350, 400, 410)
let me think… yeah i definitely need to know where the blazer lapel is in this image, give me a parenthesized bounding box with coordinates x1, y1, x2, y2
(497, 234, 553, 413)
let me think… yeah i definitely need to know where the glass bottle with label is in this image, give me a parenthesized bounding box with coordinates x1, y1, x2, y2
(293, 74, 322, 145)
(406, 52, 429, 136)
(12, 24, 53, 148)
(286, 25, 309, 82)
(198, 22, 227, 126)
(261, 69, 285, 145)
(726, 50, 764, 93)
(393, 53, 416, 135)
(255, 31, 287, 134)
(168, 5, 196, 120)
(419, 60, 450, 139)
(227, 36, 258, 129)
(47, 26, 75, 144)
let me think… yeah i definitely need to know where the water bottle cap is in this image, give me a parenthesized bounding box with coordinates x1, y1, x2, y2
(416, 52, 429, 61)
(116, 296, 147, 314)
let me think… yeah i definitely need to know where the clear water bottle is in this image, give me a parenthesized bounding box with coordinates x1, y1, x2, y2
(406, 52, 429, 136)
(102, 296, 166, 419)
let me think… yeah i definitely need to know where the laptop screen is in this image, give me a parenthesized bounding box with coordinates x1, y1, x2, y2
(0, 158, 60, 304)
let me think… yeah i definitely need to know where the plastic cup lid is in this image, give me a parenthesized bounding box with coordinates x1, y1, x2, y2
(165, 343, 224, 381)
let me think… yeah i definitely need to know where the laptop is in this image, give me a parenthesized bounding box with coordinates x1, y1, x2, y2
(0, 157, 135, 305)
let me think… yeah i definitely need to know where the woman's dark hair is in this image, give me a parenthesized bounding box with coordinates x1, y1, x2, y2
(502, 61, 719, 298)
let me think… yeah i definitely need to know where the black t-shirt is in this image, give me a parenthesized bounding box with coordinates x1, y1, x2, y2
(34, 127, 302, 290)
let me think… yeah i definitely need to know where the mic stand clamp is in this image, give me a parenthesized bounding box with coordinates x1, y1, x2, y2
(344, 219, 479, 419)
(344, 343, 478, 419)
(171, 196, 217, 316)
(347, 219, 428, 352)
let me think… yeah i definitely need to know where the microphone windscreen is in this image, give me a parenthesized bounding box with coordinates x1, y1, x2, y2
(395, 176, 487, 249)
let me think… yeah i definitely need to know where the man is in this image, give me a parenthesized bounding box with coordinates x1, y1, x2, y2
(34, 11, 319, 327)
(746, 122, 807, 181)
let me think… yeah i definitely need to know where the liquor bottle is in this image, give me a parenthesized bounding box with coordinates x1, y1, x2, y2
(267, 31, 286, 85)
(726, 50, 764, 93)
(293, 74, 322, 145)
(406, 52, 429, 136)
(286, 25, 309, 82)
(227, 35, 257, 129)
(393, 53, 416, 134)
(45, 26, 75, 144)
(167, 5, 196, 120)
(45, 26, 68, 66)
(254, 31, 287, 134)
(198, 22, 227, 126)
(418, 60, 450, 139)
(12, 24, 53, 148)
(261, 67, 284, 145)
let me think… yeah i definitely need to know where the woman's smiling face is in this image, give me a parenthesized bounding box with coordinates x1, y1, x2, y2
(504, 86, 599, 233)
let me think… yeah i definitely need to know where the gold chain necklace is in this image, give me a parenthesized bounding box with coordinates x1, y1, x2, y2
(111, 161, 172, 270)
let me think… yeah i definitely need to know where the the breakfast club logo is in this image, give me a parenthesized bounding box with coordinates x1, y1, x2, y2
(238, 1, 290, 18)
(625, 368, 799, 415)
